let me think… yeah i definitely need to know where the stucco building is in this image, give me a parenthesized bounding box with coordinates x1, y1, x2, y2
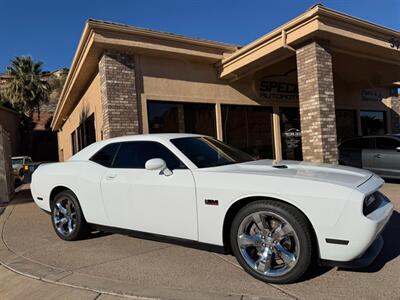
(52, 4, 400, 163)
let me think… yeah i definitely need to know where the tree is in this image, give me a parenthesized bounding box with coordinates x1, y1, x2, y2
(3, 56, 51, 117)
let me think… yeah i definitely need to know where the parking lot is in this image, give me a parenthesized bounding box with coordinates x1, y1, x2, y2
(0, 183, 399, 300)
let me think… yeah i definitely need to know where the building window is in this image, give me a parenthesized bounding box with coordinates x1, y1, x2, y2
(336, 110, 358, 143)
(147, 101, 216, 137)
(221, 105, 274, 159)
(280, 107, 302, 161)
(71, 132, 77, 155)
(360, 111, 386, 136)
(71, 113, 96, 154)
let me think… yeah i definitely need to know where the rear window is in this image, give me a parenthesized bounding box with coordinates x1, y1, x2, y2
(90, 143, 120, 167)
(12, 159, 24, 165)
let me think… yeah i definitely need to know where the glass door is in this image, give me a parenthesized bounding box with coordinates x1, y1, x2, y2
(280, 107, 302, 161)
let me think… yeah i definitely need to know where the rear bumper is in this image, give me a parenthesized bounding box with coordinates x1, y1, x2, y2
(320, 235, 383, 268)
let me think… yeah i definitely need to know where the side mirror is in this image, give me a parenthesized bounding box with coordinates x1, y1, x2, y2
(145, 158, 172, 176)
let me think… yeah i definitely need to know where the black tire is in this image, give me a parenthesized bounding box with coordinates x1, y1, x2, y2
(51, 190, 90, 241)
(230, 200, 313, 284)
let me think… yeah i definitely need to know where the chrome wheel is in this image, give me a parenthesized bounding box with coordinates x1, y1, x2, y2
(237, 211, 300, 277)
(53, 197, 77, 236)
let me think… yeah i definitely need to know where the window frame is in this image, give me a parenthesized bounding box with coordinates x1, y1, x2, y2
(91, 141, 187, 170)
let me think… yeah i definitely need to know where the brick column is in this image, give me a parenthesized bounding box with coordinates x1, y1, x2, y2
(296, 40, 338, 164)
(99, 51, 140, 139)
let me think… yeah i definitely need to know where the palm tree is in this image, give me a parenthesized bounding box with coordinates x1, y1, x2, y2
(3, 56, 51, 117)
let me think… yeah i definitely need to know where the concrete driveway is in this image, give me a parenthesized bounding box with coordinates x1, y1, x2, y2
(1, 184, 399, 300)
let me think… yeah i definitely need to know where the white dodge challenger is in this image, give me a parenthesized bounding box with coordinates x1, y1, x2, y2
(31, 134, 393, 283)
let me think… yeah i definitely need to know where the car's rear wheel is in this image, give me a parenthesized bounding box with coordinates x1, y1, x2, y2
(230, 200, 312, 284)
(51, 190, 89, 241)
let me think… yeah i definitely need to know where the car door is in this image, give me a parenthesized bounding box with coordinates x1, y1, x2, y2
(370, 137, 400, 178)
(338, 138, 363, 168)
(100, 141, 198, 240)
(360, 137, 375, 171)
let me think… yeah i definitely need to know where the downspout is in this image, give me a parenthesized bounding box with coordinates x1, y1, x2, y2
(282, 29, 296, 52)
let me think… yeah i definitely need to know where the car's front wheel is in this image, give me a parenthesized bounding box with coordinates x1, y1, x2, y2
(51, 190, 89, 241)
(230, 200, 313, 284)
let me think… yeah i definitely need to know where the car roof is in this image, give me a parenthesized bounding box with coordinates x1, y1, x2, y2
(104, 133, 203, 143)
(12, 156, 31, 159)
(338, 134, 400, 146)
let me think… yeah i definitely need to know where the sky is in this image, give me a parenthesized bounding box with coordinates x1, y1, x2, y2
(1, 0, 399, 72)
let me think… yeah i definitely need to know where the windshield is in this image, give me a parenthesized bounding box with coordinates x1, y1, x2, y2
(12, 159, 24, 165)
(171, 137, 255, 168)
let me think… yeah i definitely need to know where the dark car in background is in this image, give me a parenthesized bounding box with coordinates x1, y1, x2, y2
(21, 161, 49, 184)
(338, 135, 400, 179)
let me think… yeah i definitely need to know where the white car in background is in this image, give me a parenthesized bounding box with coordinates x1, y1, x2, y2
(31, 134, 393, 284)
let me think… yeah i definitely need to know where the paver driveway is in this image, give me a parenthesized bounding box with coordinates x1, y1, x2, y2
(1, 183, 399, 299)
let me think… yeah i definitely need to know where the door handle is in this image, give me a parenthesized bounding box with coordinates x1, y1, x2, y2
(106, 174, 117, 180)
(374, 154, 382, 159)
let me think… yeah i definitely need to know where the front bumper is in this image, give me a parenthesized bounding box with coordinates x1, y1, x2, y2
(318, 189, 393, 262)
(320, 235, 383, 268)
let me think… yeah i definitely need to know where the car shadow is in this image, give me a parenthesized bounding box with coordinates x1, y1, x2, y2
(338, 210, 400, 273)
(300, 265, 333, 282)
(86, 230, 113, 240)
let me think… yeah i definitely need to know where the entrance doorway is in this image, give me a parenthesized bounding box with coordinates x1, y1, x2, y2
(336, 109, 358, 143)
(221, 105, 274, 159)
(280, 107, 302, 161)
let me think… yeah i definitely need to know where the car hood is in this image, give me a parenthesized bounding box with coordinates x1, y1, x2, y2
(205, 159, 375, 188)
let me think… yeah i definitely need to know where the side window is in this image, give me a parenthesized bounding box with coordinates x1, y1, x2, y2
(362, 138, 374, 149)
(376, 138, 400, 150)
(113, 141, 186, 170)
(340, 138, 361, 150)
(340, 138, 372, 150)
(90, 143, 120, 167)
